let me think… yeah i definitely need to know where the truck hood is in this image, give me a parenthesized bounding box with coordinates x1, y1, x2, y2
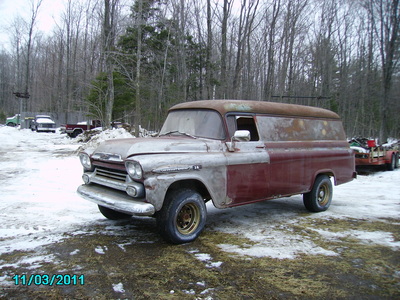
(91, 137, 216, 160)
(36, 118, 55, 124)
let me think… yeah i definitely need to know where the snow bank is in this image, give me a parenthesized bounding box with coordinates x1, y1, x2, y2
(75, 126, 156, 153)
(77, 127, 135, 153)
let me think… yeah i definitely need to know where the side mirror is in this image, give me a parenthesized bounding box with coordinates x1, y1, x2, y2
(227, 130, 251, 152)
(233, 130, 250, 142)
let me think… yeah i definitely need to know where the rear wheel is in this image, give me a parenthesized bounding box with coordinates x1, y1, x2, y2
(303, 175, 332, 212)
(98, 205, 131, 220)
(387, 154, 396, 171)
(71, 129, 83, 138)
(156, 189, 206, 244)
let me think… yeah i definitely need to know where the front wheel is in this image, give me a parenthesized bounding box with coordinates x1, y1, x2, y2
(156, 189, 206, 244)
(303, 175, 332, 212)
(98, 205, 131, 220)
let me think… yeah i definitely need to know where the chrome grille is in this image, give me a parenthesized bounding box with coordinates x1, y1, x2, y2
(40, 124, 54, 128)
(95, 167, 127, 183)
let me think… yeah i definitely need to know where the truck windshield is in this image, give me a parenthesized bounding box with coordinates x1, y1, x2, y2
(159, 109, 226, 140)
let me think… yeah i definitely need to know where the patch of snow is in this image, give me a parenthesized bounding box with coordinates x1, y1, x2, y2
(310, 228, 400, 250)
(77, 128, 135, 153)
(1, 254, 57, 273)
(189, 249, 223, 268)
(95, 246, 107, 254)
(194, 253, 212, 262)
(112, 282, 125, 293)
(183, 289, 196, 295)
(69, 249, 80, 256)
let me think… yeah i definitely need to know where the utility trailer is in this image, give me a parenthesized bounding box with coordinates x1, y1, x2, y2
(350, 138, 399, 171)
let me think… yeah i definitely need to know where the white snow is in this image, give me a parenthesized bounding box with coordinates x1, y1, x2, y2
(0, 127, 99, 256)
(35, 117, 55, 124)
(188, 249, 224, 268)
(94, 246, 107, 255)
(112, 282, 125, 293)
(77, 127, 135, 153)
(0, 126, 399, 266)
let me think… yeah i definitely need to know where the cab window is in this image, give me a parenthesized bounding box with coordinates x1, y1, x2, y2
(226, 115, 259, 141)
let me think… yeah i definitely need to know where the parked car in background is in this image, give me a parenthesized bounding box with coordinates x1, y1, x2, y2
(64, 120, 101, 138)
(30, 115, 56, 133)
(6, 114, 20, 127)
(77, 100, 356, 244)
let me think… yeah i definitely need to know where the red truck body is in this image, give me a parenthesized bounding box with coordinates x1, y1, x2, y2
(65, 120, 101, 138)
(351, 139, 399, 171)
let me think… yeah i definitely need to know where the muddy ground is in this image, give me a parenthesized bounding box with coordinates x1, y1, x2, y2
(1, 207, 399, 299)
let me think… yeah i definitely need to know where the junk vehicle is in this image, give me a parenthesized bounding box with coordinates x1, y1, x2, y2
(64, 120, 101, 138)
(350, 138, 399, 171)
(30, 115, 56, 133)
(77, 100, 356, 244)
(6, 114, 20, 127)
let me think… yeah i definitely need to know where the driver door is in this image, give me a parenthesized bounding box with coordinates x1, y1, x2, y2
(224, 115, 271, 206)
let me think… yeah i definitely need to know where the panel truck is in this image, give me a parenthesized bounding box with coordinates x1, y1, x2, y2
(77, 100, 356, 244)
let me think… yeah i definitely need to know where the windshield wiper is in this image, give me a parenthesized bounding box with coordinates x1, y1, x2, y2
(159, 130, 197, 139)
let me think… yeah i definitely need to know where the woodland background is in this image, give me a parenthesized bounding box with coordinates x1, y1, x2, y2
(0, 0, 399, 141)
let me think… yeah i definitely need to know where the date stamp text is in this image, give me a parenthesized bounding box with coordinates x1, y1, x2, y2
(12, 274, 85, 286)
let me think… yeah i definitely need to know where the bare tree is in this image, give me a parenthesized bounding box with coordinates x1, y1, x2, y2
(206, 0, 214, 99)
(219, 0, 232, 99)
(103, 0, 119, 129)
(232, 0, 260, 98)
(264, 0, 281, 100)
(365, 0, 400, 143)
(21, 0, 43, 117)
(135, 0, 142, 137)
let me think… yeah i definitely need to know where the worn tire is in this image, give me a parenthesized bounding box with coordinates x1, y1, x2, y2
(71, 129, 83, 138)
(98, 205, 131, 220)
(156, 189, 206, 244)
(303, 175, 332, 212)
(387, 154, 396, 171)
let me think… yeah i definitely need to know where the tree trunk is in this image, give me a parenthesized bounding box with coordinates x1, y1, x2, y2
(103, 0, 118, 130)
(206, 0, 213, 99)
(135, 0, 142, 137)
(219, 0, 231, 99)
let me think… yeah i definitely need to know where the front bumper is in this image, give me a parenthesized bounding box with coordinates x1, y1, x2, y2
(77, 184, 155, 216)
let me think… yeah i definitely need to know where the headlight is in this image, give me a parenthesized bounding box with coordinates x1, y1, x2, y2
(125, 161, 143, 180)
(79, 153, 92, 170)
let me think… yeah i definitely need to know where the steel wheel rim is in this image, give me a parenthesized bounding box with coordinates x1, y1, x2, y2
(176, 203, 200, 235)
(317, 184, 330, 206)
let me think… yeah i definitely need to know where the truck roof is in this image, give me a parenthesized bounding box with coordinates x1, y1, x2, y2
(170, 100, 341, 120)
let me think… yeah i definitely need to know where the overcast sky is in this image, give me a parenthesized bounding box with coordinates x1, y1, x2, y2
(0, 0, 63, 51)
